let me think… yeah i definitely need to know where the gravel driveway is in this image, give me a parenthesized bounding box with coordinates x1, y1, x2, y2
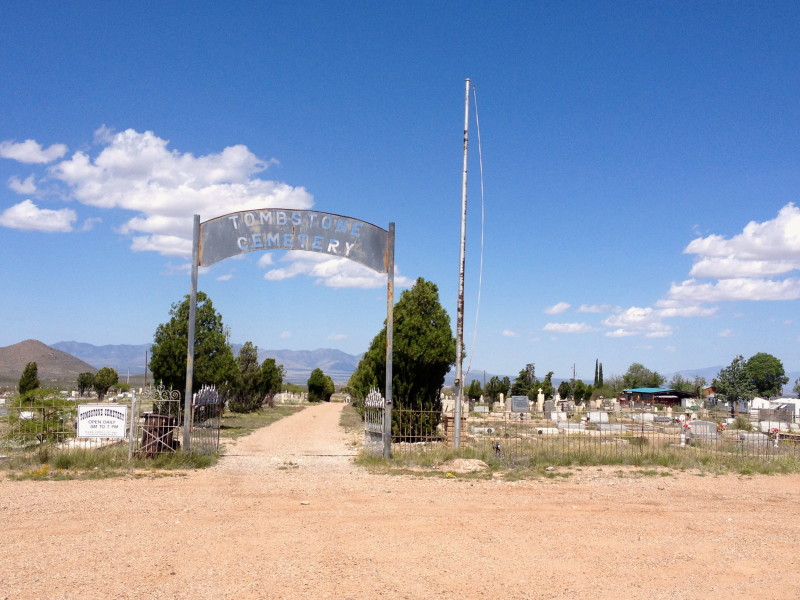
(2, 401, 799, 600)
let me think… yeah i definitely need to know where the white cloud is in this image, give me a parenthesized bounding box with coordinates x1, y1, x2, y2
(544, 302, 571, 315)
(718, 328, 734, 337)
(3, 127, 405, 290)
(130, 234, 192, 257)
(577, 304, 616, 314)
(606, 328, 637, 338)
(257, 254, 274, 267)
(665, 277, 800, 302)
(279, 331, 292, 339)
(601, 306, 673, 338)
(654, 303, 718, 318)
(263, 252, 412, 289)
(328, 333, 347, 341)
(593, 204, 800, 338)
(502, 329, 519, 338)
(685, 203, 800, 263)
(93, 125, 115, 145)
(8, 174, 37, 194)
(0, 139, 67, 163)
(79, 217, 102, 232)
(216, 274, 234, 281)
(0, 199, 76, 232)
(543, 322, 595, 334)
(689, 256, 798, 278)
(49, 128, 312, 257)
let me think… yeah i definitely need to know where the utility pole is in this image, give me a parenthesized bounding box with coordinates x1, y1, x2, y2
(454, 78, 470, 449)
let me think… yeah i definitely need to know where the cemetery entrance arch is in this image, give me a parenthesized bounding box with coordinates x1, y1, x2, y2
(183, 210, 395, 456)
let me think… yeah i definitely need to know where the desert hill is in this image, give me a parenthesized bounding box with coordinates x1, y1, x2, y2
(0, 339, 97, 385)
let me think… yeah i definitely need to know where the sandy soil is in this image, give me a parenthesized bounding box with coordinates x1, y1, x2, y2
(1, 401, 799, 600)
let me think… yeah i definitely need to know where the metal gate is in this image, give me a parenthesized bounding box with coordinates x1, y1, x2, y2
(189, 385, 222, 455)
(129, 384, 221, 457)
(363, 388, 386, 455)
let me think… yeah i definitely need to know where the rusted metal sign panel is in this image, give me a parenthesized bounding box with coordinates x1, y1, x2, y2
(199, 209, 389, 273)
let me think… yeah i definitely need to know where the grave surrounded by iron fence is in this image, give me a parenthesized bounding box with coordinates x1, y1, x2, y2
(386, 404, 800, 464)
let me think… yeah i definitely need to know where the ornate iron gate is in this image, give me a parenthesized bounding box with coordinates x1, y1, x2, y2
(363, 388, 386, 455)
(190, 385, 222, 455)
(129, 384, 221, 457)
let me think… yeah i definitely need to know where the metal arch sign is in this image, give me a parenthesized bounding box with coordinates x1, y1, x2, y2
(199, 209, 390, 274)
(184, 209, 395, 459)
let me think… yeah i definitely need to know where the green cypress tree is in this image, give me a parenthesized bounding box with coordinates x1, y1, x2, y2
(348, 278, 455, 437)
(18, 362, 40, 395)
(598, 362, 603, 387)
(150, 291, 237, 398)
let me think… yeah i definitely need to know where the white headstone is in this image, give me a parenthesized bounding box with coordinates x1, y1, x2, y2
(587, 411, 609, 423)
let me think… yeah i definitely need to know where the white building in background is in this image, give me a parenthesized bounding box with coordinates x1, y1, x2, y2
(772, 398, 800, 417)
(749, 397, 800, 418)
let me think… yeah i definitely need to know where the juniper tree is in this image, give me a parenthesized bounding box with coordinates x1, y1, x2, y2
(93, 367, 119, 402)
(18, 362, 40, 395)
(227, 342, 262, 413)
(467, 379, 483, 401)
(149, 291, 237, 399)
(307, 368, 334, 402)
(744, 352, 788, 398)
(714, 355, 757, 416)
(348, 278, 455, 436)
(76, 372, 94, 397)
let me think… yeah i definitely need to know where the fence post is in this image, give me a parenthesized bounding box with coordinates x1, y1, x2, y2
(128, 390, 137, 460)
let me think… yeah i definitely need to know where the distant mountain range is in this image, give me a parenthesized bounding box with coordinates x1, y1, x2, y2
(49, 341, 363, 385)
(4, 339, 795, 394)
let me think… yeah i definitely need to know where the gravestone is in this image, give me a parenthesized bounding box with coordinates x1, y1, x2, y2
(687, 420, 718, 440)
(738, 431, 768, 443)
(557, 422, 585, 431)
(759, 421, 789, 433)
(587, 411, 609, 424)
(544, 399, 564, 421)
(470, 425, 495, 435)
(536, 388, 545, 412)
(511, 396, 530, 413)
(631, 413, 656, 422)
(474, 404, 490, 414)
(598, 423, 626, 433)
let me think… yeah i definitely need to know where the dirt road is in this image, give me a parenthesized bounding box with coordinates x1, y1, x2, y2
(2, 402, 799, 599)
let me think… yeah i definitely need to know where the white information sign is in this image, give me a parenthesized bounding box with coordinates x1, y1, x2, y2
(77, 404, 128, 439)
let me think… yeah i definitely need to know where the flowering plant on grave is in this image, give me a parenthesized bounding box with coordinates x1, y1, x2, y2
(682, 420, 692, 431)
(770, 427, 780, 438)
(716, 422, 726, 434)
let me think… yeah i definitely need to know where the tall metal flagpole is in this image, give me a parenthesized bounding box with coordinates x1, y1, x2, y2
(454, 78, 470, 449)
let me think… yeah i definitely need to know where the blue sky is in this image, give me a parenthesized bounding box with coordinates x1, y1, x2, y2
(2, 1, 800, 383)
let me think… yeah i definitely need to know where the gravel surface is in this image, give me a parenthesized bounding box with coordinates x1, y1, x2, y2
(2, 401, 799, 599)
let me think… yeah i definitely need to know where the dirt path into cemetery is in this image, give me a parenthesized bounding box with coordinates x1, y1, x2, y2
(2, 401, 800, 600)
